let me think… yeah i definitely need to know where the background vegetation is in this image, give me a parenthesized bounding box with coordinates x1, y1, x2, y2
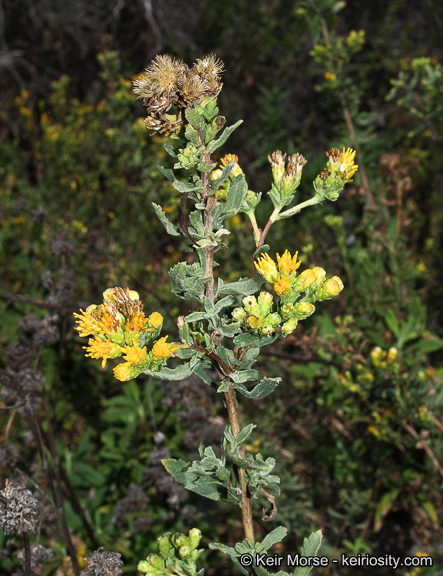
(1, 0, 442, 574)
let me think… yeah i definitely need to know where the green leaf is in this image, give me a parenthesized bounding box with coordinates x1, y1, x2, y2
(185, 310, 210, 322)
(206, 119, 243, 154)
(210, 160, 233, 191)
(231, 369, 259, 384)
(261, 526, 288, 551)
(223, 173, 247, 218)
(184, 124, 200, 145)
(152, 203, 180, 236)
(162, 458, 222, 501)
(185, 108, 204, 128)
(217, 322, 241, 338)
(384, 309, 400, 338)
(151, 357, 209, 381)
(292, 530, 323, 576)
(408, 338, 443, 353)
(236, 423, 256, 445)
(253, 244, 270, 259)
(421, 500, 438, 525)
(374, 489, 400, 532)
(233, 333, 259, 348)
(163, 142, 177, 157)
(235, 377, 281, 400)
(218, 274, 264, 296)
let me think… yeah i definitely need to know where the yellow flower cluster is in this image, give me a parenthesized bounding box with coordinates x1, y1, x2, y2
(74, 287, 179, 381)
(233, 250, 343, 338)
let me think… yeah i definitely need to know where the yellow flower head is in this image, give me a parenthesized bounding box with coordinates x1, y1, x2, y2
(338, 148, 358, 182)
(74, 305, 118, 337)
(152, 336, 179, 359)
(120, 340, 147, 365)
(276, 250, 301, 277)
(247, 315, 263, 330)
(149, 312, 164, 328)
(84, 337, 113, 368)
(113, 362, 134, 382)
(220, 154, 243, 177)
(125, 311, 150, 333)
(210, 168, 223, 181)
(322, 277, 344, 297)
(273, 277, 291, 295)
(255, 253, 279, 284)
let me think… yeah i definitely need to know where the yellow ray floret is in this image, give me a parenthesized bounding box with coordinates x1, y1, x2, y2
(120, 340, 147, 365)
(84, 337, 113, 368)
(339, 148, 358, 182)
(276, 250, 301, 276)
(152, 336, 179, 359)
(255, 253, 279, 284)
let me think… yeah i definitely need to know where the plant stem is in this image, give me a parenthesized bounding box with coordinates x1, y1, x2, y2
(278, 195, 321, 220)
(197, 126, 256, 545)
(224, 388, 255, 543)
(23, 533, 31, 576)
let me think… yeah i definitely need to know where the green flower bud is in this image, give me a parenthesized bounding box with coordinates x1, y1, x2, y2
(157, 533, 172, 557)
(148, 554, 165, 571)
(179, 545, 191, 558)
(138, 561, 150, 573)
(280, 303, 294, 320)
(264, 312, 281, 327)
(282, 318, 298, 337)
(314, 276, 344, 301)
(173, 533, 189, 549)
(242, 295, 259, 315)
(232, 307, 247, 322)
(293, 269, 317, 292)
(291, 302, 315, 320)
(258, 291, 273, 316)
(241, 189, 261, 212)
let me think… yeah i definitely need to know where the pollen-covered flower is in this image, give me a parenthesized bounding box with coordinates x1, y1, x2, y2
(120, 340, 148, 365)
(273, 277, 291, 295)
(152, 336, 179, 359)
(255, 253, 279, 284)
(125, 311, 149, 334)
(84, 337, 121, 368)
(276, 250, 301, 277)
(103, 287, 140, 304)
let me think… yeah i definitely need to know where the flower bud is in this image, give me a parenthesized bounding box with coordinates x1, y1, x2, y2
(242, 295, 259, 314)
(314, 277, 344, 301)
(258, 291, 273, 316)
(157, 533, 172, 557)
(282, 318, 298, 337)
(254, 254, 279, 284)
(147, 554, 165, 571)
(387, 347, 398, 363)
(179, 545, 191, 558)
(232, 307, 247, 322)
(293, 269, 317, 292)
(291, 302, 315, 320)
(280, 303, 294, 320)
(370, 346, 382, 367)
(173, 533, 189, 549)
(188, 528, 202, 550)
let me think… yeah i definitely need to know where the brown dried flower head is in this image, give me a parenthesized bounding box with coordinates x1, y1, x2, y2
(133, 53, 224, 135)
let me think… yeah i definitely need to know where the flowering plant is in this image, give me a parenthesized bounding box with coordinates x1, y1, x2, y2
(74, 54, 358, 575)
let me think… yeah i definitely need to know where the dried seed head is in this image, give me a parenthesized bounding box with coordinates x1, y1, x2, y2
(133, 55, 187, 99)
(0, 480, 39, 534)
(82, 548, 124, 576)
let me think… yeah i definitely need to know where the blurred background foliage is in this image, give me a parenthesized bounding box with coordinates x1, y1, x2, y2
(0, 0, 442, 575)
